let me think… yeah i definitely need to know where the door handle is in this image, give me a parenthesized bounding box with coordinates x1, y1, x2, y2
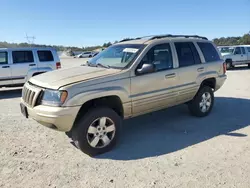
(165, 73, 176, 79)
(197, 67, 204, 72)
(2, 65, 10, 68)
(29, 64, 36, 66)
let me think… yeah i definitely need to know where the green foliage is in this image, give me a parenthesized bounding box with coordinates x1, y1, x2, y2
(0, 32, 249, 51)
(213, 32, 250, 46)
(0, 41, 83, 51)
(102, 42, 112, 47)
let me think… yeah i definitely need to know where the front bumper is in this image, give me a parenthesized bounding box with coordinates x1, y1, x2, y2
(215, 75, 227, 91)
(21, 99, 81, 132)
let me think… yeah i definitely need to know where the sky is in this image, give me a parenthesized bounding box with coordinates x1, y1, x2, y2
(0, 0, 249, 47)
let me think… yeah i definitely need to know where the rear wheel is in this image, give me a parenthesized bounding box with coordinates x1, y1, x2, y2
(188, 86, 214, 117)
(72, 107, 122, 156)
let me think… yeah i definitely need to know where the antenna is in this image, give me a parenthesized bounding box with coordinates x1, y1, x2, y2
(25, 33, 36, 46)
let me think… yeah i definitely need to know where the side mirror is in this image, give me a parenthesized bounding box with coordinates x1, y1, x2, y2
(136, 63, 155, 75)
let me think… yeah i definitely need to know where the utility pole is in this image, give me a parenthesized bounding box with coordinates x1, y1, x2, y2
(25, 33, 36, 46)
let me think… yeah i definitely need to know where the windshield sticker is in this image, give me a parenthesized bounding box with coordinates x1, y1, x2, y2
(123, 48, 139, 53)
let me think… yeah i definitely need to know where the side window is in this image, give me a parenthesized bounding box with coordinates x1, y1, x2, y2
(38, 50, 54, 62)
(0, 52, 8, 64)
(197, 42, 220, 62)
(140, 43, 173, 71)
(12, 51, 34, 64)
(241, 47, 246, 54)
(247, 47, 250, 52)
(234, 47, 241, 55)
(175, 42, 201, 67)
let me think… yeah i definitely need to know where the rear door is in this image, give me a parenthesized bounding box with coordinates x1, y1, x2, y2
(11, 50, 37, 84)
(37, 50, 56, 70)
(174, 42, 203, 103)
(241, 47, 248, 63)
(233, 47, 244, 65)
(0, 50, 12, 86)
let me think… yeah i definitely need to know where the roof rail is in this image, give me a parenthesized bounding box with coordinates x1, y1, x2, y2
(119, 34, 208, 43)
(119, 35, 155, 42)
(149, 34, 208, 40)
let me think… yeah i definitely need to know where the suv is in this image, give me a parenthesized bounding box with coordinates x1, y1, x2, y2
(0, 47, 61, 87)
(77, 51, 95, 58)
(218, 45, 250, 69)
(20, 35, 227, 156)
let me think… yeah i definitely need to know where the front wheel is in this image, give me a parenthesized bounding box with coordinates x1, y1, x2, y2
(72, 107, 122, 156)
(188, 86, 214, 117)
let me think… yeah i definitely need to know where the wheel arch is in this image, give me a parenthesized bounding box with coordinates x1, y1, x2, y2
(200, 77, 216, 90)
(70, 95, 124, 132)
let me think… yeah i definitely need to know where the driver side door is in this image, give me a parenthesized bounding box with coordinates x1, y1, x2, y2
(130, 43, 179, 116)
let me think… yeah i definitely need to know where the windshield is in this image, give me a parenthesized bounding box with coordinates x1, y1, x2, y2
(218, 47, 235, 53)
(88, 44, 144, 69)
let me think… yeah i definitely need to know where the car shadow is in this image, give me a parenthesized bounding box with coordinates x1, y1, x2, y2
(0, 88, 22, 99)
(98, 97, 250, 160)
(228, 66, 249, 71)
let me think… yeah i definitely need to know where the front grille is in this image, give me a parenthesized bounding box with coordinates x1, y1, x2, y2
(22, 83, 42, 107)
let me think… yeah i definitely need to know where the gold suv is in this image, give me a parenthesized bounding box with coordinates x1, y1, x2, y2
(20, 35, 227, 156)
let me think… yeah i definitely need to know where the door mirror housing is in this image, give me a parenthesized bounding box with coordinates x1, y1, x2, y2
(136, 63, 155, 75)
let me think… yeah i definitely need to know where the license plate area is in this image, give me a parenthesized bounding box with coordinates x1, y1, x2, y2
(20, 103, 29, 118)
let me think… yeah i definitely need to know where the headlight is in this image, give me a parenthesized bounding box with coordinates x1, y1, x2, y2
(41, 90, 68, 106)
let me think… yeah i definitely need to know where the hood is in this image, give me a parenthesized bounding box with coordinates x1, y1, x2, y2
(29, 66, 121, 90)
(221, 52, 232, 57)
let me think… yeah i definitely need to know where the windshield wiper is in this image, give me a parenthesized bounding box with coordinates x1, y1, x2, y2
(81, 62, 110, 69)
(96, 63, 110, 69)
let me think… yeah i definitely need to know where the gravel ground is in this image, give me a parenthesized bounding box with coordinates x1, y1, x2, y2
(1, 59, 250, 188)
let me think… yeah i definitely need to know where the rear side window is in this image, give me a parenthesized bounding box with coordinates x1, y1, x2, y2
(241, 47, 246, 54)
(197, 42, 220, 62)
(12, 51, 34, 64)
(38, 50, 54, 62)
(175, 42, 201, 67)
(0, 52, 8, 64)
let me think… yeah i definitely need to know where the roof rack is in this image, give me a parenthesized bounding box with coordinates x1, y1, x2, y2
(119, 35, 155, 42)
(149, 34, 208, 40)
(119, 34, 208, 43)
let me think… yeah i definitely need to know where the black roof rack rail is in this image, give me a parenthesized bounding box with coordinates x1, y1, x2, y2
(149, 34, 208, 40)
(119, 34, 208, 43)
(119, 35, 155, 42)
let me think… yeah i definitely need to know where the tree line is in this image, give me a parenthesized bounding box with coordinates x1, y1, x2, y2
(213, 32, 250, 46)
(0, 32, 249, 51)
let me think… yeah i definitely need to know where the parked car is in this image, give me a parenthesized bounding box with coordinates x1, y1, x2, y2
(0, 47, 60, 87)
(20, 35, 227, 156)
(218, 45, 250, 69)
(77, 51, 95, 58)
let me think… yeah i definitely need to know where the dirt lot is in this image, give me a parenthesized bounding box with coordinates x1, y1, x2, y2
(1, 58, 250, 188)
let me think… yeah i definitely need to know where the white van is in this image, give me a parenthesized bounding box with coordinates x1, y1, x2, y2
(0, 47, 61, 87)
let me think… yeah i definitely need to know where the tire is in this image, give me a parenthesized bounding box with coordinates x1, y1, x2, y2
(72, 107, 122, 156)
(226, 62, 234, 70)
(188, 86, 214, 117)
(89, 55, 92, 58)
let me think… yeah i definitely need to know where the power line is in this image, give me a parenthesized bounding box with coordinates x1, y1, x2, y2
(25, 33, 36, 45)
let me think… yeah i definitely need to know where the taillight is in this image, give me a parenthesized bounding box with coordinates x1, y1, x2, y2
(56, 62, 61, 69)
(223, 62, 226, 74)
